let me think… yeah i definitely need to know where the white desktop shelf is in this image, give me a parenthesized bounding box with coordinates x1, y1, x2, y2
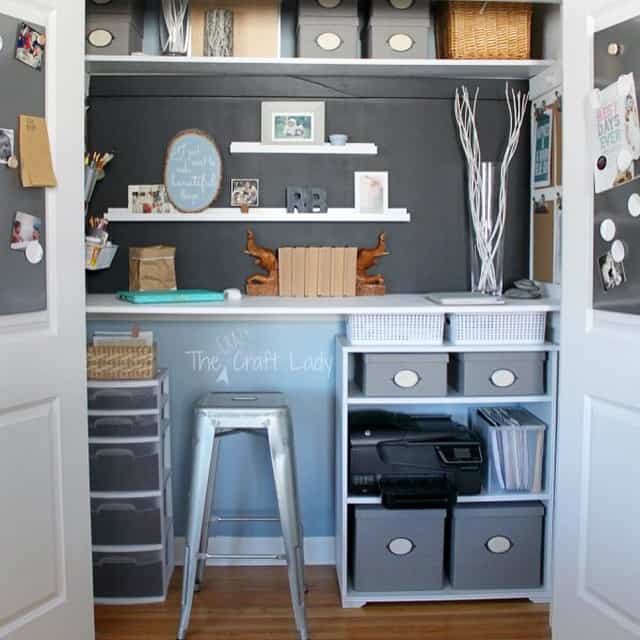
(105, 208, 410, 223)
(86, 55, 555, 80)
(230, 142, 377, 155)
(347, 490, 550, 505)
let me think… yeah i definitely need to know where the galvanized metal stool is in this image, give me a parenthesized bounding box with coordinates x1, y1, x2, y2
(177, 393, 308, 640)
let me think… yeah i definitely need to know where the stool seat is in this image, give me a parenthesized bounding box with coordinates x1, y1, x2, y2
(177, 392, 308, 640)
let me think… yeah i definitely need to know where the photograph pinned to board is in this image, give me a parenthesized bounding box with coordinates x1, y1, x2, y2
(591, 72, 640, 193)
(231, 179, 259, 207)
(164, 129, 222, 212)
(128, 185, 171, 213)
(354, 171, 389, 214)
(261, 101, 325, 145)
(599, 251, 626, 291)
(0, 129, 15, 164)
(11, 211, 41, 250)
(15, 23, 45, 70)
(19, 114, 56, 187)
(533, 107, 553, 188)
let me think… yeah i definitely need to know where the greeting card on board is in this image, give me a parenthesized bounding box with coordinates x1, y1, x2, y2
(591, 73, 640, 193)
(19, 114, 57, 187)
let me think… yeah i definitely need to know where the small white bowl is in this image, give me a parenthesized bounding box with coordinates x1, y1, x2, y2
(329, 134, 349, 146)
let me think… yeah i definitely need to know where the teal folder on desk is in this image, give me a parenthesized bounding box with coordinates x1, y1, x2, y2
(118, 290, 225, 304)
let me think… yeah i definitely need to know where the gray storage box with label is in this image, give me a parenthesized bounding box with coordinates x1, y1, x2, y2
(86, 0, 144, 55)
(450, 502, 544, 590)
(298, 0, 361, 58)
(353, 505, 446, 591)
(367, 0, 431, 59)
(450, 352, 546, 396)
(355, 353, 449, 397)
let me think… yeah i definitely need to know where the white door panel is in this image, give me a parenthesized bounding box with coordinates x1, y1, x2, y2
(0, 0, 93, 638)
(555, 1, 640, 639)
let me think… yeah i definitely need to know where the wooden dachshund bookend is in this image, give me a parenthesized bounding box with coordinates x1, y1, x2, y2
(244, 230, 279, 296)
(356, 232, 389, 296)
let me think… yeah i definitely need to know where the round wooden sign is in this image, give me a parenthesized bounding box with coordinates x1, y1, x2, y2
(163, 129, 222, 213)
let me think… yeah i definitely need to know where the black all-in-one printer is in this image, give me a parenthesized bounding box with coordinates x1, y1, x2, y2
(349, 411, 483, 508)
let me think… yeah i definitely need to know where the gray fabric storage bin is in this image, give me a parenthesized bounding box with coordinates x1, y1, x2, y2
(353, 506, 446, 591)
(88, 414, 162, 439)
(86, 0, 145, 33)
(91, 497, 163, 546)
(88, 385, 160, 411)
(367, 24, 430, 58)
(298, 0, 359, 20)
(355, 353, 449, 397)
(89, 442, 161, 492)
(297, 19, 361, 58)
(86, 13, 142, 56)
(370, 0, 431, 23)
(450, 352, 546, 396)
(450, 503, 544, 590)
(93, 550, 164, 599)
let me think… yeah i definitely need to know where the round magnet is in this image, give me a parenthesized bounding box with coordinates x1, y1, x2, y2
(597, 155, 607, 171)
(608, 42, 622, 56)
(611, 239, 626, 263)
(617, 148, 633, 172)
(25, 241, 43, 265)
(600, 218, 616, 242)
(7, 155, 18, 169)
(628, 193, 640, 217)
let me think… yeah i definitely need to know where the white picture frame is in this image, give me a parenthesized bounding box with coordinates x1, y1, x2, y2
(354, 171, 389, 213)
(261, 101, 325, 145)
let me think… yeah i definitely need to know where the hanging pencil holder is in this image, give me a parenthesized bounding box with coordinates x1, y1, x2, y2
(84, 166, 106, 215)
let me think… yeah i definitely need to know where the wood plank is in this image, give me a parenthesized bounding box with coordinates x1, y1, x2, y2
(94, 566, 551, 640)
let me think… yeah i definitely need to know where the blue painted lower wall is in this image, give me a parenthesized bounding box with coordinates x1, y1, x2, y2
(88, 319, 343, 538)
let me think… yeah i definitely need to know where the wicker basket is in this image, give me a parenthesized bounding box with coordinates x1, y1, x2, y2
(87, 345, 156, 380)
(437, 1, 533, 60)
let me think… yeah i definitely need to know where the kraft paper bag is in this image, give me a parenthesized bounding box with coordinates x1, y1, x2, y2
(19, 114, 57, 187)
(129, 245, 177, 291)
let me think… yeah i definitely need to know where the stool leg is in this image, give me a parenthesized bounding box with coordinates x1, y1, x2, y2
(268, 416, 309, 640)
(177, 413, 217, 640)
(195, 436, 220, 589)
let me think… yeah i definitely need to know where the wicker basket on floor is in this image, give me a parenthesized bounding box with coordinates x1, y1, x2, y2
(436, 1, 533, 60)
(87, 345, 156, 380)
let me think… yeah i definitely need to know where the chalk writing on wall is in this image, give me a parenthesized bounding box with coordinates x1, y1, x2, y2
(164, 129, 222, 212)
(184, 327, 334, 385)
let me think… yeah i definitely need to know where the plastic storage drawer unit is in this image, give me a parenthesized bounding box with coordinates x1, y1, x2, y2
(450, 502, 544, 590)
(450, 352, 546, 396)
(88, 386, 161, 411)
(353, 505, 446, 591)
(89, 442, 162, 492)
(88, 414, 164, 439)
(91, 497, 163, 546)
(93, 550, 164, 599)
(355, 353, 449, 397)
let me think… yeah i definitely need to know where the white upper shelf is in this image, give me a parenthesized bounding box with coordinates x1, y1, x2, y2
(86, 55, 554, 80)
(230, 142, 377, 155)
(105, 207, 411, 223)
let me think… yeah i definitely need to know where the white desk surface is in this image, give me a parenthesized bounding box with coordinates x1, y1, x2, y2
(86, 293, 560, 319)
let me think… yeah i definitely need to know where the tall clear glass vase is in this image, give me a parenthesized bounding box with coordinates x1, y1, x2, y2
(160, 0, 191, 56)
(470, 161, 505, 296)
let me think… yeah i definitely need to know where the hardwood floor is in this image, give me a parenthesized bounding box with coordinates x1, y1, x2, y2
(94, 566, 551, 640)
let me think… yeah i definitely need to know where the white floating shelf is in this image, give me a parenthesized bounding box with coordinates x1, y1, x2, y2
(347, 492, 550, 505)
(86, 55, 555, 80)
(105, 207, 410, 223)
(230, 142, 377, 155)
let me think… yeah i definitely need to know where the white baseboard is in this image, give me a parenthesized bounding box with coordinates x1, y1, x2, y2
(174, 536, 335, 566)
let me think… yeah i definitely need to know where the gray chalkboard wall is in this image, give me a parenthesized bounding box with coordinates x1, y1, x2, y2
(0, 13, 46, 315)
(86, 76, 530, 294)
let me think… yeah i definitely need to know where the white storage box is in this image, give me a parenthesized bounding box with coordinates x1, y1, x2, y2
(447, 312, 547, 345)
(348, 314, 444, 345)
(475, 408, 547, 492)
